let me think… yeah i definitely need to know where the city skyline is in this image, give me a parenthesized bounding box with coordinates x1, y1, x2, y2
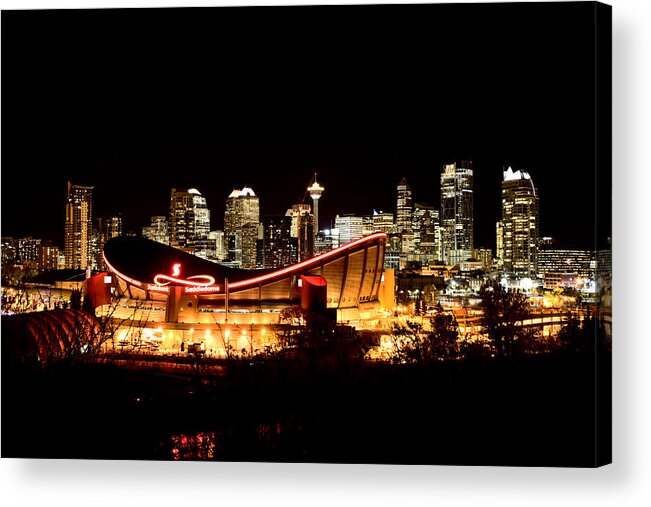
(1, 4, 608, 251)
(0, 2, 612, 471)
(1, 162, 596, 251)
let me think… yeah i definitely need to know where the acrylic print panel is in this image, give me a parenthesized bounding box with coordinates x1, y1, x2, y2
(0, 2, 612, 466)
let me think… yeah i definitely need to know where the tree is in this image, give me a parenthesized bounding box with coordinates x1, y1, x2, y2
(426, 307, 460, 360)
(479, 280, 530, 357)
(274, 305, 307, 349)
(387, 309, 460, 365)
(557, 313, 608, 355)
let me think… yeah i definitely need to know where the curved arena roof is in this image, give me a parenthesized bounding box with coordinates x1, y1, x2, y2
(104, 233, 387, 310)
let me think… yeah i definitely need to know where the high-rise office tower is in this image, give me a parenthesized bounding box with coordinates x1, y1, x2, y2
(372, 210, 395, 234)
(142, 216, 169, 245)
(190, 188, 210, 258)
(413, 204, 439, 264)
(285, 203, 314, 261)
(314, 228, 340, 255)
(207, 230, 226, 260)
(396, 177, 414, 258)
(169, 188, 211, 257)
(307, 174, 324, 242)
(396, 177, 413, 233)
(296, 211, 314, 261)
(440, 161, 474, 265)
(65, 181, 94, 269)
(334, 214, 364, 245)
(169, 188, 194, 249)
(413, 203, 437, 259)
(261, 216, 293, 269)
(285, 203, 311, 238)
(500, 166, 539, 277)
(224, 187, 260, 268)
(97, 215, 122, 269)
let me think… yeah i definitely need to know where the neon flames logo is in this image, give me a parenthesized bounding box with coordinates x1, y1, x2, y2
(154, 263, 217, 288)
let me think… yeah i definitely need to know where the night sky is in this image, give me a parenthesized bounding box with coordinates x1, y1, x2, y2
(1, 3, 608, 250)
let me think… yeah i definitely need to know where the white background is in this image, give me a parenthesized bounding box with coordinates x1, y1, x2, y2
(1, 0, 649, 505)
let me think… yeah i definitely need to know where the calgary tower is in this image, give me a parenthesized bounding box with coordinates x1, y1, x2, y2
(307, 173, 324, 241)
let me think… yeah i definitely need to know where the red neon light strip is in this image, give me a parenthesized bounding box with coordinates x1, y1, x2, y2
(153, 273, 216, 287)
(103, 252, 143, 289)
(228, 232, 387, 291)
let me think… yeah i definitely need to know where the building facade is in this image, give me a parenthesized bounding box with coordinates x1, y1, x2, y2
(396, 177, 414, 257)
(372, 210, 394, 234)
(142, 216, 169, 245)
(335, 214, 364, 246)
(537, 249, 595, 278)
(65, 181, 94, 269)
(440, 161, 474, 265)
(500, 166, 539, 277)
(97, 215, 122, 269)
(169, 189, 194, 250)
(261, 216, 293, 269)
(37, 241, 60, 273)
(102, 232, 388, 324)
(413, 203, 439, 265)
(224, 187, 260, 268)
(207, 230, 226, 261)
(169, 188, 211, 258)
(285, 203, 314, 262)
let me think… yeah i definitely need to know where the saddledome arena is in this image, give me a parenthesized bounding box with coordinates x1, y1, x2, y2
(98, 233, 392, 355)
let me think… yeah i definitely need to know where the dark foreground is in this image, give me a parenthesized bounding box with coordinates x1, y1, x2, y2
(2, 351, 611, 466)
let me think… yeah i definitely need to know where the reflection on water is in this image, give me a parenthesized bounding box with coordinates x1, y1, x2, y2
(169, 431, 217, 461)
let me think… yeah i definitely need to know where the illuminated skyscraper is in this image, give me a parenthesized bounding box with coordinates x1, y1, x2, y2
(334, 214, 364, 245)
(296, 211, 314, 261)
(169, 188, 194, 249)
(413, 204, 439, 264)
(261, 216, 293, 268)
(500, 166, 539, 277)
(97, 215, 122, 269)
(190, 188, 211, 258)
(207, 230, 226, 260)
(440, 161, 474, 265)
(65, 181, 94, 269)
(307, 174, 324, 241)
(396, 177, 413, 233)
(396, 177, 414, 259)
(285, 203, 314, 261)
(224, 187, 260, 268)
(372, 210, 394, 234)
(169, 188, 211, 257)
(142, 216, 169, 245)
